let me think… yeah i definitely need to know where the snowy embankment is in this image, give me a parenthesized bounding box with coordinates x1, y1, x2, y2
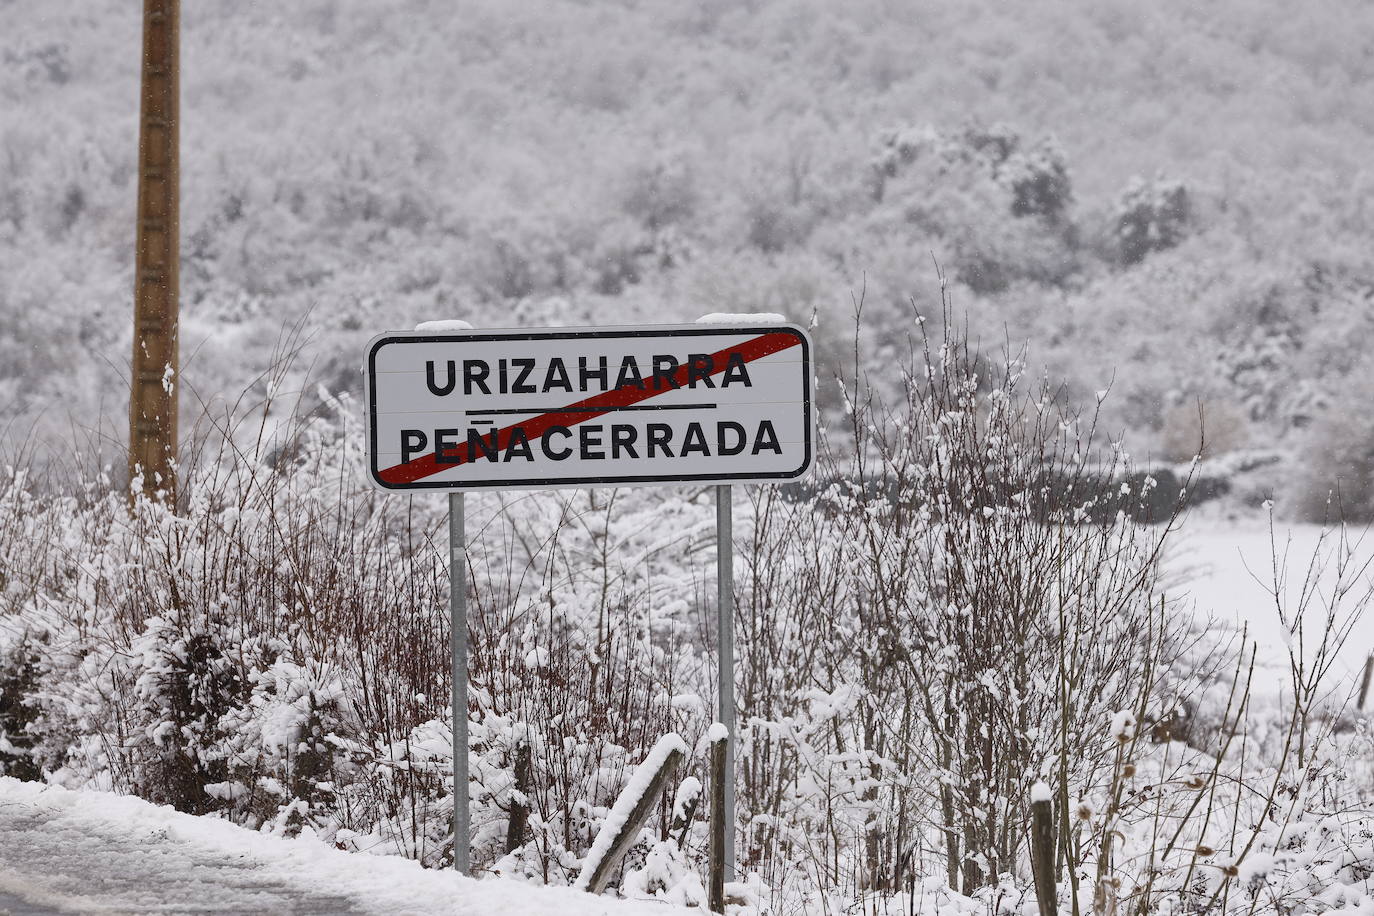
(0, 777, 690, 916)
(1168, 519, 1374, 696)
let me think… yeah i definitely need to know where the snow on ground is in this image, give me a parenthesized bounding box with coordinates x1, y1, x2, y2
(0, 777, 690, 916)
(1167, 519, 1374, 698)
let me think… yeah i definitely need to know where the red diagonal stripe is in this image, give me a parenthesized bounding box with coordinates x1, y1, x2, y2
(376, 330, 801, 485)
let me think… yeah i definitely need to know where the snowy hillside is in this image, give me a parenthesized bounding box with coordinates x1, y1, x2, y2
(4, 0, 1374, 516)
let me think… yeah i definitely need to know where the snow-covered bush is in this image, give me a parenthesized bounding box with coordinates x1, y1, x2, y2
(872, 122, 1072, 225)
(1055, 510, 1373, 914)
(0, 632, 41, 780)
(798, 294, 1201, 895)
(129, 610, 246, 814)
(1114, 175, 1191, 266)
(213, 652, 354, 836)
(865, 123, 1079, 294)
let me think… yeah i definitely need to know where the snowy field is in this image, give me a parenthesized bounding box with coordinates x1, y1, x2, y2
(1168, 518, 1374, 698)
(0, 778, 689, 916)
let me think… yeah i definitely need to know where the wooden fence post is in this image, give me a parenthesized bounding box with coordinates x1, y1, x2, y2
(1359, 652, 1372, 711)
(505, 739, 532, 854)
(576, 735, 686, 895)
(1030, 785, 1058, 916)
(707, 726, 729, 914)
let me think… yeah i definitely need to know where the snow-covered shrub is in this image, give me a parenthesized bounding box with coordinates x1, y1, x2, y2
(1003, 138, 1072, 224)
(457, 485, 711, 882)
(213, 652, 354, 835)
(865, 122, 1079, 294)
(129, 610, 246, 814)
(1216, 317, 1317, 431)
(1114, 175, 1191, 266)
(871, 122, 1072, 225)
(1061, 517, 1374, 914)
(0, 472, 53, 781)
(803, 294, 1200, 895)
(347, 716, 463, 868)
(0, 631, 41, 780)
(620, 838, 705, 907)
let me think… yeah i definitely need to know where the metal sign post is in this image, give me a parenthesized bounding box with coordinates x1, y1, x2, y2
(715, 484, 736, 881)
(449, 491, 470, 874)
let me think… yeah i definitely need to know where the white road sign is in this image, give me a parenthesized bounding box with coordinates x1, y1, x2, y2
(364, 324, 814, 491)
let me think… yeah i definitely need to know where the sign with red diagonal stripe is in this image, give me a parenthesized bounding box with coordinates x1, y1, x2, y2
(363, 324, 814, 491)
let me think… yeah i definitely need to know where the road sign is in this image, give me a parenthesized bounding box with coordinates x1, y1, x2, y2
(364, 324, 813, 491)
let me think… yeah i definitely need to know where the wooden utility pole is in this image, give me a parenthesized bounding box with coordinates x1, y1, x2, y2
(128, 0, 179, 498)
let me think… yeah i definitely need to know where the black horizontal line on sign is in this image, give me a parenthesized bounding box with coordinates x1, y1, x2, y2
(467, 403, 719, 416)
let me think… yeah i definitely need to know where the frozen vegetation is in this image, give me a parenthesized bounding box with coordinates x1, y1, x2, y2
(1, 0, 1373, 913)
(0, 314, 1367, 912)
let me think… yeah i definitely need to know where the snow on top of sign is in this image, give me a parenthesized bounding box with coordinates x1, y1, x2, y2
(574, 732, 687, 890)
(414, 319, 474, 331)
(695, 312, 788, 324)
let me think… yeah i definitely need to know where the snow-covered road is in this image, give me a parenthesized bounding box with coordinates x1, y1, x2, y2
(0, 889, 66, 916)
(0, 795, 362, 916)
(0, 778, 688, 916)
